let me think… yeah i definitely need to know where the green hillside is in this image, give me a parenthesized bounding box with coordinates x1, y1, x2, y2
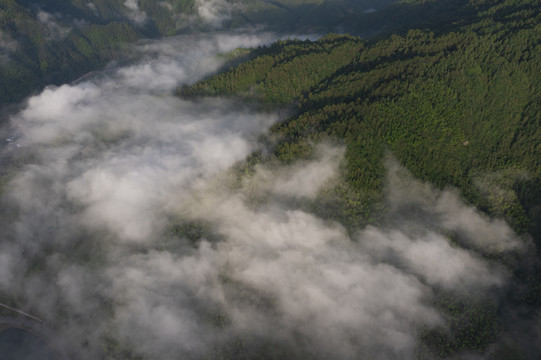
(0, 0, 400, 107)
(0, 0, 142, 105)
(176, 3, 541, 357)
(182, 0, 541, 236)
(1, 0, 540, 358)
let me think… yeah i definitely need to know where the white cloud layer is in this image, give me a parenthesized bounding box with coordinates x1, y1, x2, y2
(124, 0, 148, 25)
(196, 0, 235, 27)
(0, 31, 533, 360)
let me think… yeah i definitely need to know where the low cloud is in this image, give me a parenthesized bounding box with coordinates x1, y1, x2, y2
(36, 11, 70, 39)
(0, 31, 535, 360)
(358, 226, 504, 292)
(124, 0, 148, 25)
(195, 0, 238, 28)
(0, 30, 18, 52)
(384, 157, 527, 253)
(164, 194, 443, 359)
(240, 144, 344, 200)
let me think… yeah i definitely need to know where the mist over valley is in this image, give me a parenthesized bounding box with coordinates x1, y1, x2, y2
(0, 0, 540, 359)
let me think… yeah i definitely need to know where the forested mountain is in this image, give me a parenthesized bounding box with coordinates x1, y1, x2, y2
(0, 0, 141, 105)
(0, 0, 396, 106)
(175, 2, 541, 357)
(182, 0, 541, 237)
(1, 0, 541, 359)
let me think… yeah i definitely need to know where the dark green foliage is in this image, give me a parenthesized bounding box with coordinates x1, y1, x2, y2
(310, 182, 385, 230)
(179, 5, 541, 356)
(0, 0, 414, 107)
(184, 0, 541, 234)
(182, 34, 364, 104)
(0, 0, 142, 106)
(8, 0, 497, 108)
(420, 297, 500, 358)
(169, 219, 220, 246)
(1, 0, 540, 358)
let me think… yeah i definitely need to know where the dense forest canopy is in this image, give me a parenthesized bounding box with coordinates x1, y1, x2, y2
(0, 0, 396, 106)
(174, 4, 541, 356)
(0, 0, 540, 359)
(183, 0, 541, 237)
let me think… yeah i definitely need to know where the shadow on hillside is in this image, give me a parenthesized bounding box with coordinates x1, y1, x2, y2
(233, 0, 540, 38)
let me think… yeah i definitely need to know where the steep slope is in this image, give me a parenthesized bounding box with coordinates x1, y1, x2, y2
(177, 3, 541, 357)
(0, 1, 540, 358)
(182, 0, 541, 236)
(0, 0, 142, 105)
(0, 0, 401, 107)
